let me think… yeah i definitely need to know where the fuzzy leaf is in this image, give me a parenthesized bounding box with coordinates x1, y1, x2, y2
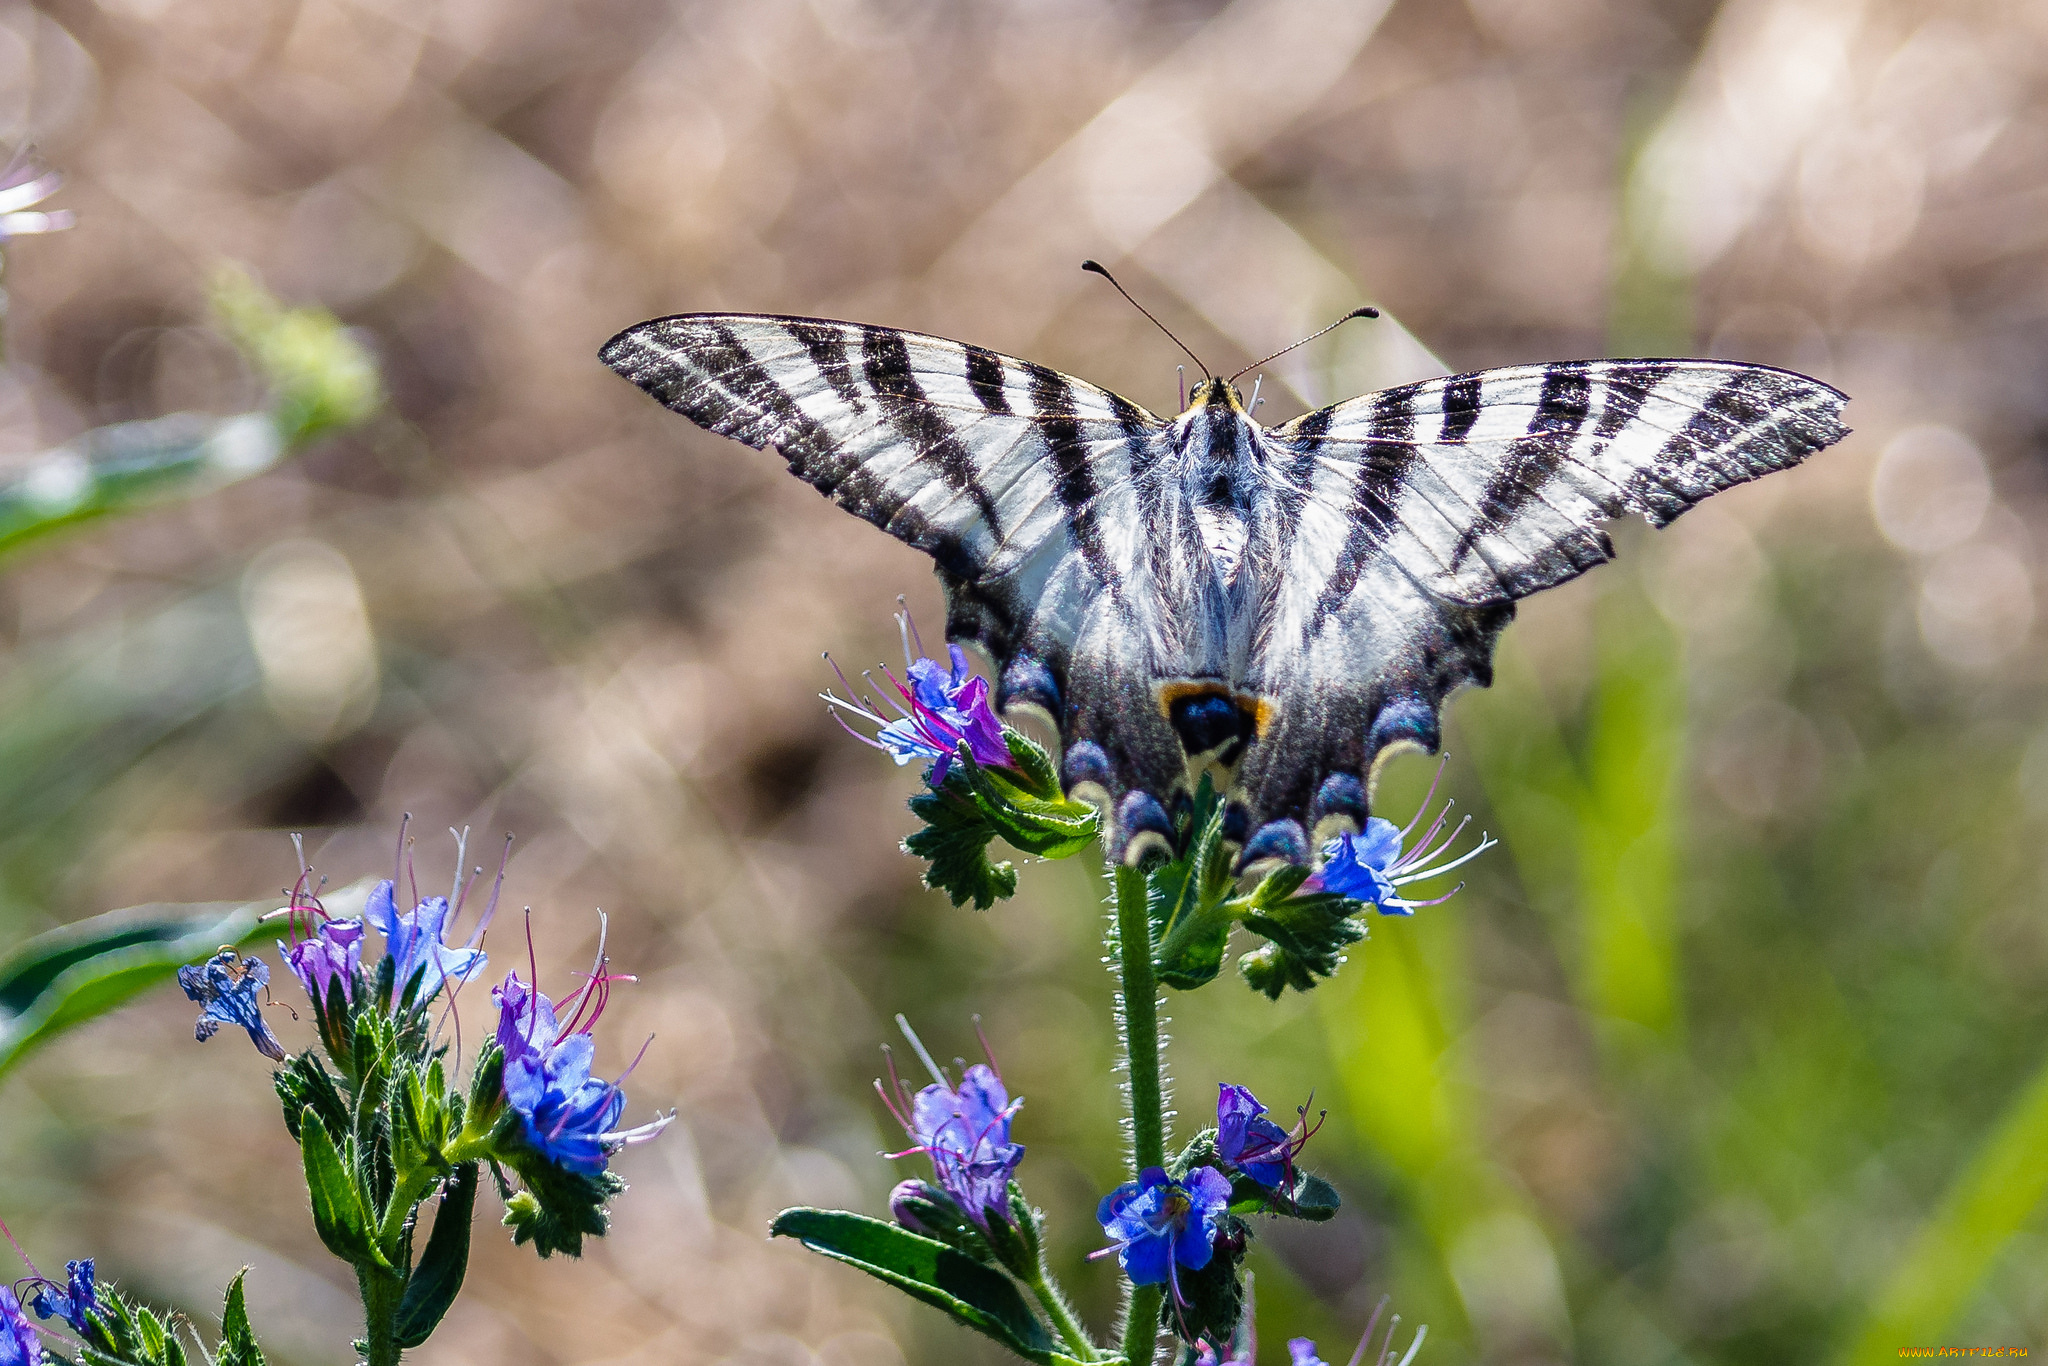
(1228, 1168, 1342, 1222)
(1236, 891, 1365, 999)
(903, 781, 1019, 910)
(216, 1271, 267, 1366)
(500, 1149, 625, 1258)
(771, 1208, 1060, 1363)
(299, 1111, 381, 1266)
(1147, 778, 1238, 990)
(395, 1164, 477, 1348)
(902, 731, 1098, 909)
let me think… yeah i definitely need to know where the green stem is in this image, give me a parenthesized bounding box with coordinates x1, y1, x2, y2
(357, 1263, 404, 1366)
(1112, 862, 1167, 1366)
(1027, 1262, 1098, 1361)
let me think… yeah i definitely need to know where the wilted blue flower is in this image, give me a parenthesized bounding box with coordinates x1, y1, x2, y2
(492, 921, 671, 1174)
(824, 609, 1013, 784)
(0, 148, 72, 245)
(1214, 1084, 1318, 1191)
(25, 1259, 94, 1336)
(178, 949, 287, 1061)
(0, 1287, 39, 1366)
(878, 1017, 1024, 1229)
(1311, 763, 1494, 915)
(1094, 1166, 1232, 1301)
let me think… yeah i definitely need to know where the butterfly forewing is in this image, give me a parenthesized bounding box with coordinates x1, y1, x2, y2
(604, 314, 1848, 868)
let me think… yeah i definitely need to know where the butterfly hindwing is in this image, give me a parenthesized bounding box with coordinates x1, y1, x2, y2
(606, 315, 1849, 867)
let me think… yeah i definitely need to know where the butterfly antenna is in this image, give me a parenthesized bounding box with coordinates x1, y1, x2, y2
(1080, 259, 1209, 376)
(1228, 305, 1380, 383)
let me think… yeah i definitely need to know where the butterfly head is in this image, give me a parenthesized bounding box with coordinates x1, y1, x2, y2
(1184, 375, 1248, 414)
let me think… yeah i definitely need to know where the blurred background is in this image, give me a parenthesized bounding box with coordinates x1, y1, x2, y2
(0, 0, 2043, 1362)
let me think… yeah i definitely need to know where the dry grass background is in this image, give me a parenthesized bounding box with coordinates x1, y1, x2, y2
(0, 0, 2045, 1363)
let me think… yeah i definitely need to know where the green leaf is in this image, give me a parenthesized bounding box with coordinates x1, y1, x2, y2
(275, 1052, 351, 1145)
(216, 1270, 268, 1366)
(499, 1144, 625, 1258)
(771, 1208, 1059, 1363)
(0, 413, 287, 562)
(1228, 1168, 1342, 1222)
(299, 1111, 381, 1267)
(395, 1163, 477, 1349)
(1235, 890, 1365, 999)
(902, 731, 1099, 909)
(0, 896, 274, 1082)
(903, 781, 1019, 910)
(1147, 778, 1237, 990)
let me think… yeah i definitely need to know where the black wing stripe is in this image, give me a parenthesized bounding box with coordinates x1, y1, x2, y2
(1446, 362, 1595, 587)
(1309, 387, 1415, 632)
(1031, 364, 1118, 592)
(860, 325, 1008, 539)
(691, 322, 981, 578)
(964, 343, 1013, 415)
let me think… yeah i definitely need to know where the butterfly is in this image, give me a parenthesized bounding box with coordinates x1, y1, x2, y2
(601, 289, 1847, 869)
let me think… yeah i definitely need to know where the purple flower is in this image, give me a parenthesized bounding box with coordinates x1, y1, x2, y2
(0, 148, 72, 245)
(824, 609, 1014, 784)
(1093, 1166, 1231, 1302)
(1214, 1084, 1318, 1191)
(1310, 763, 1494, 915)
(281, 918, 363, 1006)
(0, 1287, 40, 1366)
(1285, 1342, 1328, 1366)
(177, 949, 287, 1061)
(25, 1260, 94, 1336)
(492, 922, 671, 1174)
(878, 1019, 1025, 1229)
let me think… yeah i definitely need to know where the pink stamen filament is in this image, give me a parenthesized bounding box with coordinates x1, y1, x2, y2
(1397, 756, 1450, 841)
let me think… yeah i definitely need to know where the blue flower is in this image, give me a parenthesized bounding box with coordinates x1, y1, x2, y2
(1094, 1166, 1231, 1299)
(878, 1019, 1024, 1229)
(491, 924, 670, 1174)
(1214, 1084, 1316, 1191)
(177, 949, 287, 1061)
(25, 1259, 94, 1336)
(1311, 765, 1494, 915)
(0, 1287, 41, 1366)
(366, 881, 487, 1006)
(824, 609, 1014, 784)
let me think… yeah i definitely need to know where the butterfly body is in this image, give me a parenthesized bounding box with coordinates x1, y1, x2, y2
(603, 313, 1848, 868)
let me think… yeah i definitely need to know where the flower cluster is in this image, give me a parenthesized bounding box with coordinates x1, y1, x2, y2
(492, 919, 672, 1175)
(823, 609, 1013, 785)
(1311, 763, 1495, 915)
(879, 1018, 1025, 1230)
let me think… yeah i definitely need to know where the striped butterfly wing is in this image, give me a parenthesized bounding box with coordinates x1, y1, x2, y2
(1231, 359, 1849, 859)
(601, 314, 1202, 807)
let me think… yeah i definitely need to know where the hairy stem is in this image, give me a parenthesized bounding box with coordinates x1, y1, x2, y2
(1112, 862, 1167, 1366)
(357, 1263, 404, 1366)
(1028, 1262, 1098, 1360)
